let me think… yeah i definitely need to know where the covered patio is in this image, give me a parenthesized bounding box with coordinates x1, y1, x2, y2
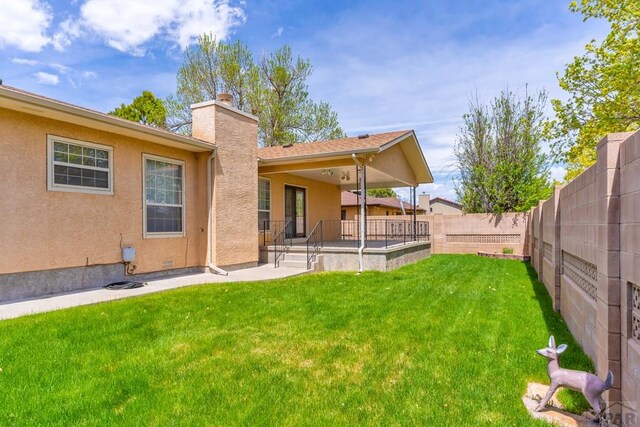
(257, 130, 433, 272)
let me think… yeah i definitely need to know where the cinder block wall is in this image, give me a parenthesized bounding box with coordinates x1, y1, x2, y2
(530, 130, 640, 424)
(368, 212, 529, 255)
(531, 203, 542, 278)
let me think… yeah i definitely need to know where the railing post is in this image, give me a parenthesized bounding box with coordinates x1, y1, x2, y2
(385, 220, 388, 248)
(403, 221, 406, 244)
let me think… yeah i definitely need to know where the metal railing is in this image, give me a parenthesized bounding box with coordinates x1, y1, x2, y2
(261, 219, 292, 267)
(304, 219, 429, 251)
(321, 219, 430, 248)
(306, 221, 323, 270)
(263, 219, 429, 268)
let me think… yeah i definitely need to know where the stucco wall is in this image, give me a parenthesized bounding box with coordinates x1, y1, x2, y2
(0, 108, 208, 280)
(368, 143, 417, 186)
(430, 201, 463, 215)
(191, 101, 259, 269)
(258, 173, 341, 243)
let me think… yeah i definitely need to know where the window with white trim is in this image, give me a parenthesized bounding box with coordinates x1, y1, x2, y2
(48, 135, 113, 194)
(258, 178, 271, 230)
(143, 155, 185, 237)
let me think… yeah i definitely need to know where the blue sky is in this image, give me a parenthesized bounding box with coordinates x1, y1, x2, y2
(0, 0, 609, 201)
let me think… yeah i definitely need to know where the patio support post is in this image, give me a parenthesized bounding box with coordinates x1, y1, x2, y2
(352, 154, 366, 273)
(412, 186, 417, 240)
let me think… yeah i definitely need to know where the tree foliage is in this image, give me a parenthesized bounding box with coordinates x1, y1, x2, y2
(166, 35, 255, 133)
(367, 188, 398, 198)
(249, 46, 344, 146)
(166, 35, 345, 145)
(454, 89, 552, 213)
(109, 91, 167, 128)
(549, 0, 640, 179)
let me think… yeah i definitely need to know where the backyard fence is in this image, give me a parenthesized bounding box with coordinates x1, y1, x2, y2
(367, 212, 529, 255)
(529, 130, 640, 424)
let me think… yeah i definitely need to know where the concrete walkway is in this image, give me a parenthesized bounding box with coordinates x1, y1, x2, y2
(0, 264, 309, 321)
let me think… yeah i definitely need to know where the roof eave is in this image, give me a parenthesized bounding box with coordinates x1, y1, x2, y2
(258, 146, 380, 164)
(0, 86, 215, 153)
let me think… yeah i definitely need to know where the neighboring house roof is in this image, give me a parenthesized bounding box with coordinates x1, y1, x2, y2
(0, 84, 215, 153)
(341, 191, 426, 212)
(430, 197, 462, 209)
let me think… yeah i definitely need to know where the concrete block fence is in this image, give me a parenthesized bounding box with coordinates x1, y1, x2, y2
(368, 212, 530, 255)
(529, 130, 640, 425)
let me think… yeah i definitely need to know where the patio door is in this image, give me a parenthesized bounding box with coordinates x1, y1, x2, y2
(285, 185, 306, 238)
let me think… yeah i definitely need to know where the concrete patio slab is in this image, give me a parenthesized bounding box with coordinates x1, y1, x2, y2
(0, 264, 309, 321)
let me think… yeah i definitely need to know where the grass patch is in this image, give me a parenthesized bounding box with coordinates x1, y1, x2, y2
(0, 255, 592, 425)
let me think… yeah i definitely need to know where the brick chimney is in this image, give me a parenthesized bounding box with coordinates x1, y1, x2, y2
(419, 192, 430, 211)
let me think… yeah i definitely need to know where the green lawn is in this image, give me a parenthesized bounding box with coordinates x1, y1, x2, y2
(0, 255, 593, 426)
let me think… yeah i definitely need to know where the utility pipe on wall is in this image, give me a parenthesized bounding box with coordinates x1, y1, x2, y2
(207, 149, 229, 276)
(352, 153, 366, 273)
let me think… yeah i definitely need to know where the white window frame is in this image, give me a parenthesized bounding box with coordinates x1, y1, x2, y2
(258, 177, 271, 231)
(143, 153, 186, 239)
(47, 135, 113, 195)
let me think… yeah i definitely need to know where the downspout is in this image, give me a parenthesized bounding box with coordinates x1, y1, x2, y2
(207, 149, 228, 276)
(352, 153, 365, 274)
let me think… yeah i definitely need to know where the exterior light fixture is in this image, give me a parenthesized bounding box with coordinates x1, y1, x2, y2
(321, 169, 334, 176)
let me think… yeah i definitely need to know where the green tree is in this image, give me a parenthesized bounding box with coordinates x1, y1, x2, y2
(250, 46, 344, 146)
(166, 36, 345, 144)
(549, 0, 640, 179)
(109, 91, 167, 128)
(454, 89, 552, 213)
(367, 188, 398, 198)
(166, 35, 256, 133)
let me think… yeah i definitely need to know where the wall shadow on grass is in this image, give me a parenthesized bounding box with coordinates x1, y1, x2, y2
(523, 260, 593, 414)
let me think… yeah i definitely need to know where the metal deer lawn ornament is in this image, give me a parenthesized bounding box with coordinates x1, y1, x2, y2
(536, 336, 613, 415)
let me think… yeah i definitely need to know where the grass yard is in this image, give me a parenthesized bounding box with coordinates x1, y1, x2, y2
(0, 255, 593, 426)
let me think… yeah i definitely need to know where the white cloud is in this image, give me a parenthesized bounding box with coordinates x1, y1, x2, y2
(52, 18, 83, 51)
(273, 27, 284, 37)
(77, 0, 245, 55)
(11, 57, 39, 66)
(170, 0, 246, 49)
(50, 63, 71, 74)
(81, 71, 97, 79)
(304, 7, 609, 194)
(33, 71, 60, 85)
(0, 0, 51, 52)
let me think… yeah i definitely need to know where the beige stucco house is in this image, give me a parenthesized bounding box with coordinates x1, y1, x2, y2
(417, 193, 463, 214)
(429, 197, 463, 214)
(341, 191, 426, 220)
(0, 86, 433, 301)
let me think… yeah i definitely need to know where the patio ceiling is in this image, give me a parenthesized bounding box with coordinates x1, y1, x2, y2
(262, 163, 413, 190)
